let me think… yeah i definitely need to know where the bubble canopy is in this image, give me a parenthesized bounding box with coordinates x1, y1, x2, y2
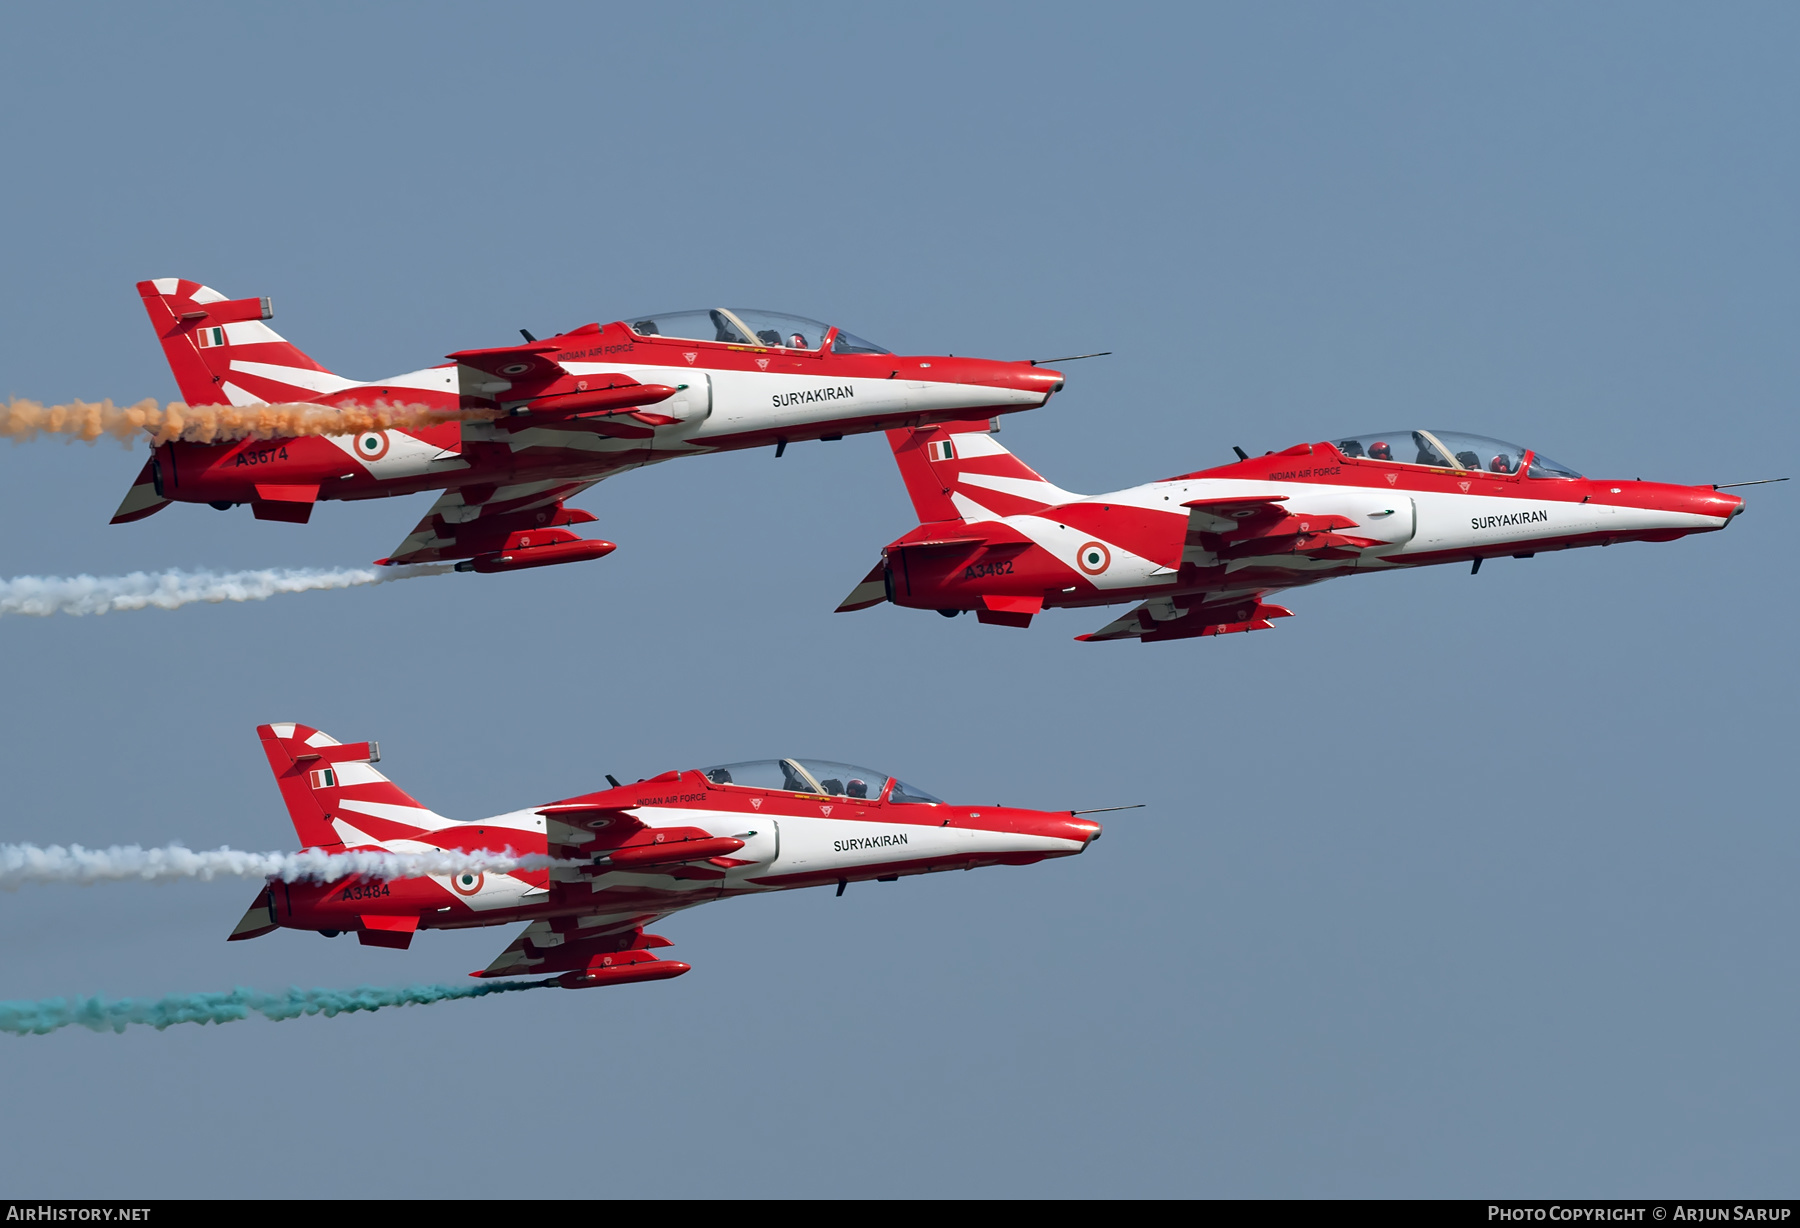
(625, 308, 890, 355)
(1330, 429, 1582, 478)
(699, 758, 944, 805)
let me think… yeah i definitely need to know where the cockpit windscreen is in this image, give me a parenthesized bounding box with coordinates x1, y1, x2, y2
(627, 309, 890, 355)
(1332, 429, 1581, 478)
(700, 758, 934, 802)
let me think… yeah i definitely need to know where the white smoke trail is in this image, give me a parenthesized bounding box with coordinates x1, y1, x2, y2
(0, 563, 449, 618)
(0, 979, 552, 1035)
(0, 842, 575, 890)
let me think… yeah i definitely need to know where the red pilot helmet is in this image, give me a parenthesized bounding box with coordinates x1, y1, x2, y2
(1368, 441, 1393, 461)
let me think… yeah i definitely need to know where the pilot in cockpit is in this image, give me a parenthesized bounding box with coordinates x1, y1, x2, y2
(1368, 440, 1393, 461)
(1490, 452, 1517, 474)
(789, 332, 808, 349)
(846, 778, 869, 799)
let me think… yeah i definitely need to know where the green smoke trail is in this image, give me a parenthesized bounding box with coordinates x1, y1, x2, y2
(0, 978, 552, 1036)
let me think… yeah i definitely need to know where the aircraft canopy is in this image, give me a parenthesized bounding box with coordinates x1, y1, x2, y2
(700, 758, 943, 805)
(1331, 429, 1582, 478)
(627, 308, 891, 355)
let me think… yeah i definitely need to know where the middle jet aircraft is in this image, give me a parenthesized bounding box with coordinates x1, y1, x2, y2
(112, 279, 1065, 573)
(837, 420, 1748, 641)
(229, 723, 1104, 988)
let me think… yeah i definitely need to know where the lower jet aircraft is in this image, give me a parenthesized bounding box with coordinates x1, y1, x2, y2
(837, 421, 1749, 641)
(112, 279, 1065, 573)
(229, 724, 1104, 987)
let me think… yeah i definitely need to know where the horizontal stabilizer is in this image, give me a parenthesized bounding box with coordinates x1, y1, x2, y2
(836, 562, 888, 612)
(226, 887, 278, 941)
(110, 458, 170, 524)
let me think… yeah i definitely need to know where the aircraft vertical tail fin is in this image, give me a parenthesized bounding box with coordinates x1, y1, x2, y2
(256, 723, 450, 851)
(884, 418, 1078, 524)
(843, 420, 1079, 615)
(137, 278, 350, 407)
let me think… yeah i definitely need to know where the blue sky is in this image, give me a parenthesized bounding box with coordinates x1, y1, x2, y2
(0, 2, 1793, 1197)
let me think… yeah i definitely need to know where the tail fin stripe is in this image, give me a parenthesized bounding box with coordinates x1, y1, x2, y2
(336, 798, 452, 827)
(230, 361, 360, 395)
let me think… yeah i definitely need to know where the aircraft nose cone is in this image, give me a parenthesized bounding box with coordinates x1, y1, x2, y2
(1693, 487, 1745, 523)
(1075, 818, 1102, 846)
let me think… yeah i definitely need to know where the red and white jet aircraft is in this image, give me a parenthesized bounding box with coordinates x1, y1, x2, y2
(838, 421, 1748, 641)
(230, 723, 1103, 988)
(113, 280, 1064, 573)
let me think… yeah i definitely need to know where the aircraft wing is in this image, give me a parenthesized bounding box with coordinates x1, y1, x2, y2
(1076, 592, 1294, 643)
(1181, 496, 1383, 565)
(379, 479, 603, 566)
(476, 917, 677, 979)
(1182, 496, 1290, 534)
(470, 803, 694, 983)
(1179, 497, 1291, 569)
(445, 341, 568, 384)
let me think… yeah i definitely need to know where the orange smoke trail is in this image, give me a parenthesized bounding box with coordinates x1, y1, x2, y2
(0, 398, 498, 446)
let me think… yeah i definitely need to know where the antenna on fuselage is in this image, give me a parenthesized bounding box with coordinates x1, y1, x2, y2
(1713, 477, 1789, 489)
(520, 329, 537, 343)
(1233, 446, 1249, 461)
(1071, 804, 1145, 815)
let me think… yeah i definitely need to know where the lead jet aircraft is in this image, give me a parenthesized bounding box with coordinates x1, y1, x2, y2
(229, 723, 1103, 988)
(113, 279, 1064, 573)
(837, 422, 1748, 641)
